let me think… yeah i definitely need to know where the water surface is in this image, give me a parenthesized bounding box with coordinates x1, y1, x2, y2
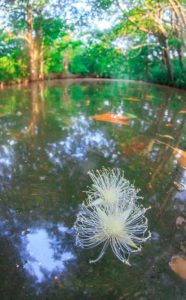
(0, 79, 186, 299)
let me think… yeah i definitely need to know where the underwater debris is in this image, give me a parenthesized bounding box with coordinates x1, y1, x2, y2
(92, 112, 129, 126)
(176, 216, 186, 227)
(169, 255, 186, 280)
(156, 140, 186, 169)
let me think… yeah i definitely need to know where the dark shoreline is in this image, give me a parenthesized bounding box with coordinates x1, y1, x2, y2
(0, 77, 186, 92)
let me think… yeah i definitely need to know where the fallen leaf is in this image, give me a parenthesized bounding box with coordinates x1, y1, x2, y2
(125, 113, 138, 119)
(176, 216, 186, 227)
(123, 139, 145, 156)
(156, 140, 186, 169)
(125, 97, 140, 102)
(177, 154, 186, 169)
(157, 134, 175, 140)
(92, 113, 129, 126)
(93, 112, 129, 121)
(178, 110, 186, 114)
(169, 255, 186, 280)
(147, 182, 153, 189)
(166, 123, 173, 128)
(16, 111, 22, 116)
(144, 94, 153, 100)
(173, 148, 186, 169)
(173, 181, 186, 191)
(173, 148, 186, 157)
(180, 242, 186, 254)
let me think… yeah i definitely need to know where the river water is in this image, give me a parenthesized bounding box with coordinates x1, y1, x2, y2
(0, 79, 186, 299)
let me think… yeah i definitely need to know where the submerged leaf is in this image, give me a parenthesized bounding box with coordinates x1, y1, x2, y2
(176, 216, 186, 227)
(173, 181, 186, 191)
(177, 156, 186, 169)
(157, 134, 175, 140)
(125, 97, 140, 102)
(125, 113, 138, 119)
(173, 148, 186, 169)
(92, 113, 129, 126)
(156, 140, 186, 169)
(144, 94, 153, 100)
(165, 123, 174, 128)
(178, 110, 186, 114)
(180, 242, 186, 254)
(169, 255, 186, 280)
(123, 139, 145, 156)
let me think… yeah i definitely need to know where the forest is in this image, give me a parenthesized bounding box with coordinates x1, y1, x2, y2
(0, 0, 186, 88)
(0, 1, 186, 299)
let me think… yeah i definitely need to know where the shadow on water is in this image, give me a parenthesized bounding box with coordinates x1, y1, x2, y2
(0, 79, 186, 299)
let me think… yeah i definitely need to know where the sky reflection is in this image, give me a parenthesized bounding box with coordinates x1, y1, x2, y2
(24, 227, 75, 283)
(47, 115, 118, 166)
(0, 81, 185, 299)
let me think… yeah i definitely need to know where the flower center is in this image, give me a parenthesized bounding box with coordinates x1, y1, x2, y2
(103, 188, 119, 204)
(104, 215, 123, 237)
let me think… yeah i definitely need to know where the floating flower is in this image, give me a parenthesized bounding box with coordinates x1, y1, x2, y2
(86, 168, 141, 207)
(74, 168, 151, 265)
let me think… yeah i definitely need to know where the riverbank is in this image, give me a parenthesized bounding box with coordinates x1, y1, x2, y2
(1, 76, 186, 92)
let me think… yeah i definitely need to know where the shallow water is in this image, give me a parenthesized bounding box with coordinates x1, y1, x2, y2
(0, 79, 186, 300)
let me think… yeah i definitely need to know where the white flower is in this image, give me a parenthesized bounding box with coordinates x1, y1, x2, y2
(74, 168, 151, 265)
(86, 168, 141, 207)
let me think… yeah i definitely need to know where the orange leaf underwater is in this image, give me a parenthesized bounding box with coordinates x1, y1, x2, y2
(173, 148, 186, 169)
(176, 216, 186, 227)
(178, 110, 186, 114)
(123, 139, 146, 156)
(125, 97, 141, 102)
(157, 134, 175, 140)
(156, 140, 186, 169)
(169, 256, 186, 280)
(92, 113, 129, 126)
(144, 94, 153, 100)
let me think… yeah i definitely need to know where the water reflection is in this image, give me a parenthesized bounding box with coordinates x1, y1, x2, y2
(0, 144, 14, 168)
(47, 115, 117, 166)
(24, 227, 75, 283)
(0, 80, 185, 299)
(0, 206, 75, 287)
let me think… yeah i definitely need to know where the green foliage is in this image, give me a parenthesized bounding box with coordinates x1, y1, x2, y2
(34, 17, 68, 45)
(0, 0, 186, 88)
(0, 33, 28, 82)
(0, 56, 27, 82)
(70, 43, 126, 78)
(90, 0, 114, 10)
(69, 54, 89, 75)
(44, 48, 64, 74)
(172, 59, 186, 88)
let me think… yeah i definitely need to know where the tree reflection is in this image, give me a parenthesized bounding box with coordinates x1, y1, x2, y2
(0, 80, 185, 299)
(27, 83, 46, 137)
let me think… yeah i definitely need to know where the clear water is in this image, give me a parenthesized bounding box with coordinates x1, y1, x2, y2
(0, 79, 186, 300)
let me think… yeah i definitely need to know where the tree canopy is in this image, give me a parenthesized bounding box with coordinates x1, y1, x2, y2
(0, 0, 185, 87)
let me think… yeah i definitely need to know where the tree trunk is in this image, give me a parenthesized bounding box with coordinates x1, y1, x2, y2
(177, 46, 184, 71)
(163, 46, 173, 81)
(169, 0, 186, 27)
(28, 37, 40, 81)
(159, 37, 173, 81)
(27, 4, 43, 81)
(63, 55, 70, 75)
(145, 62, 149, 80)
(27, 4, 37, 81)
(28, 83, 45, 137)
(39, 41, 44, 80)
